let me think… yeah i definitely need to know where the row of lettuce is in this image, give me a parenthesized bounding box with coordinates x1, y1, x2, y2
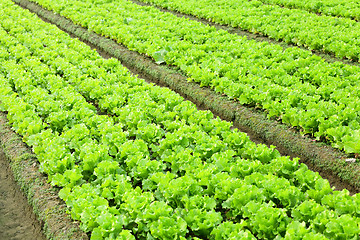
(32, 0, 360, 61)
(1, 0, 360, 239)
(25, 0, 360, 154)
(254, 0, 360, 21)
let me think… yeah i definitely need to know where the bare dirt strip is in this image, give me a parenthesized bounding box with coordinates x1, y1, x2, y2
(0, 150, 46, 240)
(0, 112, 88, 240)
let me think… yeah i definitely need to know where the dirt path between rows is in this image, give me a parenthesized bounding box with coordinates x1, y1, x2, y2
(0, 150, 46, 240)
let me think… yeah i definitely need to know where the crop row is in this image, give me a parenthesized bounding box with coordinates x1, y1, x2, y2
(34, 0, 360, 61)
(0, 16, 252, 240)
(24, 0, 360, 154)
(255, 0, 360, 21)
(1, 0, 360, 239)
(136, 0, 360, 60)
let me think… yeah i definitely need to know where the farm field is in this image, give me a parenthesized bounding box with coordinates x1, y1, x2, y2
(32, 0, 360, 61)
(24, 0, 360, 154)
(138, 0, 360, 60)
(1, 0, 360, 239)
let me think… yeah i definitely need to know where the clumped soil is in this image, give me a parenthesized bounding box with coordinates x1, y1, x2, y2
(0, 150, 46, 240)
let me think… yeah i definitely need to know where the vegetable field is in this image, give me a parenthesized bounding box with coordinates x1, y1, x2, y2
(27, 0, 360, 154)
(1, 0, 360, 239)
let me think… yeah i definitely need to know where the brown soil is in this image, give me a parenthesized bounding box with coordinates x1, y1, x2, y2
(0, 150, 46, 240)
(0, 112, 88, 240)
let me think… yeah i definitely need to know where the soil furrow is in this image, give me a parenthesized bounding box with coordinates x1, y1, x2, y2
(0, 111, 88, 240)
(0, 150, 46, 240)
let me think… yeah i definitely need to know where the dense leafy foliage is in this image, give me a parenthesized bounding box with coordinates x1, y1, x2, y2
(138, 0, 360, 60)
(256, 0, 360, 21)
(1, 0, 360, 239)
(29, 0, 360, 154)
